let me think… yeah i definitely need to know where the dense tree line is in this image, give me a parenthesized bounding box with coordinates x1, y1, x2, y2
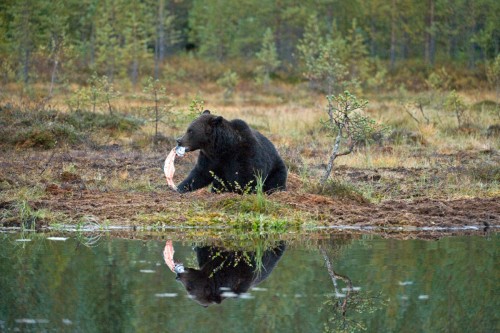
(0, 0, 498, 87)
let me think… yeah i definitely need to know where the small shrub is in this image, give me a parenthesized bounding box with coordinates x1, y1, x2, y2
(444, 90, 468, 128)
(320, 91, 385, 183)
(217, 70, 239, 100)
(255, 28, 281, 87)
(142, 76, 173, 145)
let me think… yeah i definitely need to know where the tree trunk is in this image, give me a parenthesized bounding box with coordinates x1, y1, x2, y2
(154, 37, 160, 80)
(425, 0, 435, 66)
(132, 58, 139, 87)
(49, 59, 58, 97)
(131, 23, 139, 87)
(321, 125, 343, 184)
(22, 48, 30, 85)
(49, 35, 63, 97)
(390, 0, 397, 71)
(154, 90, 159, 141)
(109, 7, 116, 82)
(467, 0, 476, 70)
(154, 0, 165, 79)
(90, 23, 96, 67)
(370, 18, 376, 57)
(158, 0, 165, 62)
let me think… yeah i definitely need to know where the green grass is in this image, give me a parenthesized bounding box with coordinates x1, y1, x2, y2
(0, 200, 59, 230)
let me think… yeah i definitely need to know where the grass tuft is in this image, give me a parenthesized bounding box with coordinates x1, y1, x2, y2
(307, 179, 368, 203)
(0, 106, 144, 149)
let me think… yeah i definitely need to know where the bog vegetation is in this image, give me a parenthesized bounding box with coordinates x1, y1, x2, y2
(0, 0, 499, 229)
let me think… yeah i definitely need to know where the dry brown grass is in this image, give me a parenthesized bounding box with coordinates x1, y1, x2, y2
(1, 81, 499, 208)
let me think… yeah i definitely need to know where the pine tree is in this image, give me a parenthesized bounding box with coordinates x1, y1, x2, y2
(255, 28, 281, 87)
(7, 0, 46, 84)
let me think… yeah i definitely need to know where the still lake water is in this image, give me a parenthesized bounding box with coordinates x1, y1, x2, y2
(0, 231, 498, 333)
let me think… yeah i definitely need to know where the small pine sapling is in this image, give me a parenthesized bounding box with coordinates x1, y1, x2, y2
(444, 90, 467, 128)
(217, 70, 239, 101)
(320, 91, 384, 184)
(255, 28, 281, 87)
(142, 76, 172, 145)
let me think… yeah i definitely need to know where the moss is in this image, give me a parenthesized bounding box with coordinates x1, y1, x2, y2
(0, 106, 144, 149)
(308, 179, 368, 203)
(64, 110, 143, 133)
(469, 164, 500, 182)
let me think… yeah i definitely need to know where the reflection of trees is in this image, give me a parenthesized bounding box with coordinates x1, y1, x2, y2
(320, 246, 386, 333)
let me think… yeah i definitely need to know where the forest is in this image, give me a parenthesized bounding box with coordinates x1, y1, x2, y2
(0, 3, 499, 331)
(0, 0, 499, 230)
(0, 0, 499, 89)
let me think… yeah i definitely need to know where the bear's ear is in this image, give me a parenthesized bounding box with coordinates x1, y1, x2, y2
(210, 116, 223, 126)
(202, 110, 211, 115)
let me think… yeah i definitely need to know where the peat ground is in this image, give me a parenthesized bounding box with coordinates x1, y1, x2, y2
(1, 147, 498, 232)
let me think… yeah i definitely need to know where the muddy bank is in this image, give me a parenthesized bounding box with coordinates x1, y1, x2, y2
(27, 188, 498, 228)
(0, 148, 499, 230)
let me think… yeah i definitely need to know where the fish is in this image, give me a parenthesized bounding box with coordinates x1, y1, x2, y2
(164, 148, 178, 191)
(164, 146, 187, 191)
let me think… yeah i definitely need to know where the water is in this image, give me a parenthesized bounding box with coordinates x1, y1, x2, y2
(0, 232, 498, 332)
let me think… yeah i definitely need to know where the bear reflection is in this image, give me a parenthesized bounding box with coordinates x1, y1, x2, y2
(176, 243, 285, 307)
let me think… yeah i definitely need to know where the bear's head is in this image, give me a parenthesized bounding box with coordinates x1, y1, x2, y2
(176, 110, 223, 153)
(176, 268, 222, 306)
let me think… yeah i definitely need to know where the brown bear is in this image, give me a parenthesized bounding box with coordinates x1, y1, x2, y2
(175, 110, 287, 193)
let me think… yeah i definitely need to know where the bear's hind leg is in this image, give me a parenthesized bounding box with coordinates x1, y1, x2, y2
(263, 165, 287, 193)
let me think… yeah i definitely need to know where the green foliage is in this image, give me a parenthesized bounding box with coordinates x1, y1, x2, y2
(188, 97, 205, 116)
(255, 28, 281, 87)
(297, 17, 369, 94)
(67, 73, 120, 114)
(1, 200, 54, 230)
(444, 90, 468, 128)
(0, 0, 499, 91)
(142, 76, 172, 144)
(297, 15, 348, 93)
(426, 67, 451, 91)
(211, 172, 286, 221)
(320, 91, 384, 184)
(486, 54, 500, 104)
(365, 59, 387, 91)
(486, 55, 500, 87)
(98, 75, 121, 114)
(216, 70, 239, 100)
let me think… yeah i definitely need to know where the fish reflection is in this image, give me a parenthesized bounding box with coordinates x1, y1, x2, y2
(163, 241, 285, 306)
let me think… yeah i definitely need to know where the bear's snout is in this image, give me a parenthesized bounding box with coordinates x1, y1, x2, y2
(176, 137, 183, 146)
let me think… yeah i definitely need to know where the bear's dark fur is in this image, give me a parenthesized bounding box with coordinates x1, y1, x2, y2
(176, 110, 287, 193)
(176, 243, 286, 306)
